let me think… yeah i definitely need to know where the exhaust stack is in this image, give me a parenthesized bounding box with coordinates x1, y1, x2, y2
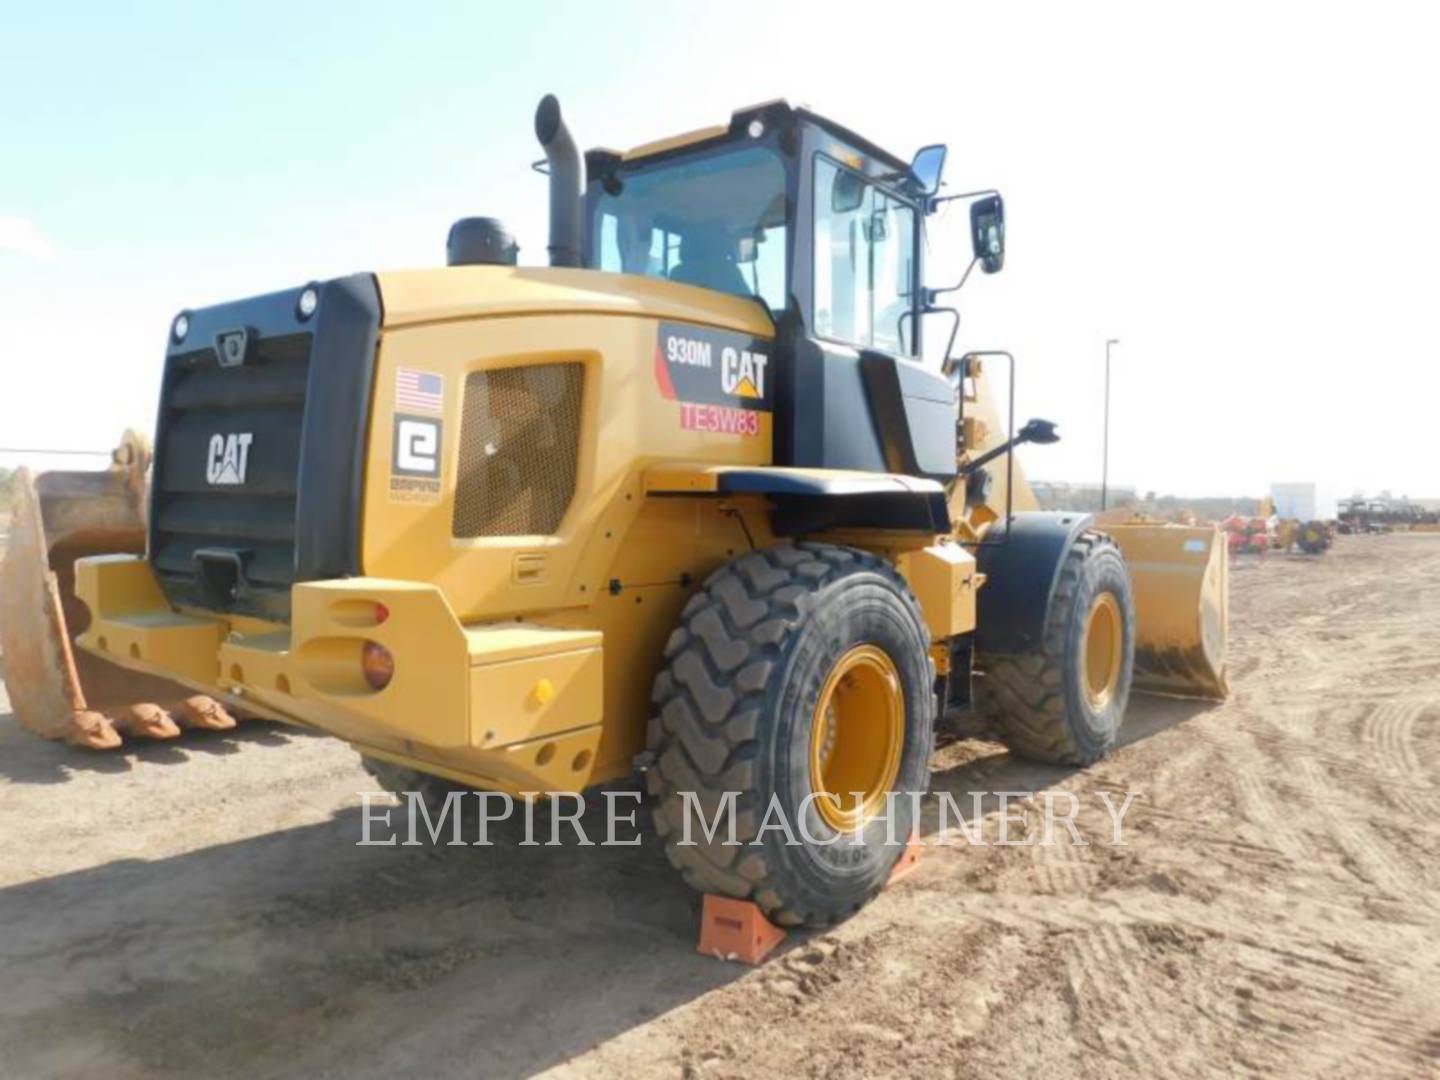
(534, 94, 583, 268)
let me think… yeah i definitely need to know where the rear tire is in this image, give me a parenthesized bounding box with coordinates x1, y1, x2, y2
(976, 530, 1135, 765)
(646, 543, 935, 928)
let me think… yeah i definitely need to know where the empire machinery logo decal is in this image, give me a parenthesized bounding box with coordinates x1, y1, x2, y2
(654, 322, 771, 437)
(389, 367, 444, 503)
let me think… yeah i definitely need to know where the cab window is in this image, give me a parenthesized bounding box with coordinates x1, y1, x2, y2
(593, 146, 787, 310)
(812, 155, 917, 355)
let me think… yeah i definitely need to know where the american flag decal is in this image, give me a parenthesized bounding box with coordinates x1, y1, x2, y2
(396, 368, 444, 414)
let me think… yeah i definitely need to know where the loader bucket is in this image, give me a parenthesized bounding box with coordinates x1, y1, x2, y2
(0, 433, 207, 748)
(1104, 520, 1229, 700)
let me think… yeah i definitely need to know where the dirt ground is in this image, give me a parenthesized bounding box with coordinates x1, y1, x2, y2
(2, 535, 1438, 1078)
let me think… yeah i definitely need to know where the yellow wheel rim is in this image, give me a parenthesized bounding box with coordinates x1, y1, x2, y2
(809, 644, 904, 833)
(1082, 592, 1124, 710)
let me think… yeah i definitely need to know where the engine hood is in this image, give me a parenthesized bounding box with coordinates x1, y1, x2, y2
(375, 266, 774, 338)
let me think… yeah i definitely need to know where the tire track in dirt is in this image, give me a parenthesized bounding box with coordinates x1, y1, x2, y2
(1363, 698, 1427, 780)
(1027, 829, 1095, 897)
(1229, 940, 1433, 1076)
(1358, 699, 1440, 819)
(1086, 538, 1440, 1075)
(1231, 703, 1440, 821)
(1292, 755, 1431, 908)
(1201, 723, 1312, 865)
(1059, 923, 1179, 1076)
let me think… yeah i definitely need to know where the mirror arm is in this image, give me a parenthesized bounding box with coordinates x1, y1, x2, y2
(920, 304, 962, 371)
(924, 256, 978, 306)
(959, 418, 1059, 477)
(926, 186, 999, 214)
(956, 439, 1013, 478)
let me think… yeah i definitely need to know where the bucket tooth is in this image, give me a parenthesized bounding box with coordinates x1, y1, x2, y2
(1, 432, 203, 749)
(64, 710, 123, 750)
(112, 703, 182, 740)
(176, 695, 238, 731)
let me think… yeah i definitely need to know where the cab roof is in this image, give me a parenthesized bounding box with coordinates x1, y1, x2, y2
(588, 99, 912, 176)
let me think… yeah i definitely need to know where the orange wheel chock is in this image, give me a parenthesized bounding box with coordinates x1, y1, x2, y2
(696, 894, 786, 965)
(887, 831, 923, 886)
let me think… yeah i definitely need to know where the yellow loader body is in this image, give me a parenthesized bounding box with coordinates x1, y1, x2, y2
(72, 268, 977, 792)
(72, 267, 1224, 793)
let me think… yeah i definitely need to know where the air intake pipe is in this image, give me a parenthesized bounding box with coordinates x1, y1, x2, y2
(534, 94, 583, 268)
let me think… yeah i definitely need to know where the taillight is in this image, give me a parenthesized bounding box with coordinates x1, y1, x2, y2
(361, 641, 394, 690)
(374, 602, 390, 625)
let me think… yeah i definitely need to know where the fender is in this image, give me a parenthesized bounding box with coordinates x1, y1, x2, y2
(974, 511, 1095, 656)
(643, 463, 950, 535)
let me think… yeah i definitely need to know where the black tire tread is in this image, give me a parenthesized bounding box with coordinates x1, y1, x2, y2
(977, 530, 1129, 766)
(646, 541, 930, 927)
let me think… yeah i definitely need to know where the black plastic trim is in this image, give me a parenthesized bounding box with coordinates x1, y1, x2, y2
(294, 274, 381, 581)
(709, 469, 940, 499)
(858, 349, 958, 481)
(973, 511, 1094, 656)
(681, 468, 951, 536)
(772, 309, 890, 473)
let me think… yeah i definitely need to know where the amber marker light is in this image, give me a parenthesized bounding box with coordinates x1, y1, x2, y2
(361, 641, 395, 690)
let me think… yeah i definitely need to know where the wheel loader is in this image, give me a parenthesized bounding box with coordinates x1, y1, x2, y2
(16, 96, 1228, 926)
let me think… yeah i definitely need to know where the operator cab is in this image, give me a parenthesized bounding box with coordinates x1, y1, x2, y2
(580, 103, 992, 484)
(582, 102, 938, 360)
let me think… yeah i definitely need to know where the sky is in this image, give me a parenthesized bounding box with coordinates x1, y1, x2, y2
(2, 1, 1436, 499)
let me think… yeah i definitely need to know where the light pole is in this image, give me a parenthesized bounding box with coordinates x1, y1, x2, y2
(1101, 338, 1120, 510)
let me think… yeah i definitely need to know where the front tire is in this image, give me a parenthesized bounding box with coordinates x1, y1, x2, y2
(976, 530, 1135, 765)
(646, 543, 935, 928)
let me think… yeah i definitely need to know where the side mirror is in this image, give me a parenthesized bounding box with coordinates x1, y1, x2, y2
(909, 144, 947, 196)
(831, 169, 866, 213)
(1016, 418, 1059, 445)
(969, 194, 1006, 273)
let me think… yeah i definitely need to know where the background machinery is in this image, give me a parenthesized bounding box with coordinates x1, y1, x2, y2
(1244, 496, 1332, 556)
(1338, 495, 1439, 534)
(1295, 519, 1333, 554)
(1222, 514, 1272, 556)
(3, 96, 1228, 925)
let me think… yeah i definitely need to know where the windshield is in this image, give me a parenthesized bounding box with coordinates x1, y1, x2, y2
(592, 146, 787, 310)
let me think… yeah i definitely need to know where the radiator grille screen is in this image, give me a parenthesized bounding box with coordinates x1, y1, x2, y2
(452, 363, 585, 538)
(150, 332, 311, 619)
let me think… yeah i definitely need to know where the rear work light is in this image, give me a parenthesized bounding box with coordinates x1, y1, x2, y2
(361, 641, 394, 691)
